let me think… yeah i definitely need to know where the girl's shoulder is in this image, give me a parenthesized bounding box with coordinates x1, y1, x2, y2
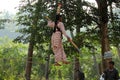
(58, 22, 64, 26)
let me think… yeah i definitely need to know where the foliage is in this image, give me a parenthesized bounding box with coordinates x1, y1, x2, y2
(0, 37, 120, 80)
(0, 0, 120, 80)
(0, 37, 28, 80)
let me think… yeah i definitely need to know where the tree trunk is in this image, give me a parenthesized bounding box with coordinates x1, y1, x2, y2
(73, 57, 80, 80)
(101, 23, 111, 71)
(24, 0, 42, 80)
(73, 0, 82, 79)
(45, 54, 50, 80)
(70, 28, 81, 80)
(71, 29, 81, 80)
(25, 34, 35, 80)
(96, 0, 111, 72)
(25, 0, 36, 79)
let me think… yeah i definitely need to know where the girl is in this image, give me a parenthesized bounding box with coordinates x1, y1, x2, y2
(47, 14, 72, 66)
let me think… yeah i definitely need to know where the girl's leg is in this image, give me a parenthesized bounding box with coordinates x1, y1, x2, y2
(61, 46, 70, 64)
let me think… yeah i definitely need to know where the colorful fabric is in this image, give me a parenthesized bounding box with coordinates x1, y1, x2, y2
(47, 20, 68, 62)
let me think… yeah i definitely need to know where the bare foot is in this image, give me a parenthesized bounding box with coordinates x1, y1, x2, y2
(54, 62, 61, 66)
(62, 61, 70, 64)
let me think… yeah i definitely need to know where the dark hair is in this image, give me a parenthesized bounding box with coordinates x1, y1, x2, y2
(56, 14, 62, 21)
(55, 14, 62, 26)
(53, 14, 62, 33)
(109, 61, 114, 65)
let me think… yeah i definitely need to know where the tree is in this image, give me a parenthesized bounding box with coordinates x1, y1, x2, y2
(16, 0, 49, 79)
(95, 0, 120, 71)
(62, 0, 99, 79)
(0, 11, 11, 29)
(0, 37, 28, 80)
(95, 0, 111, 72)
(48, 0, 100, 79)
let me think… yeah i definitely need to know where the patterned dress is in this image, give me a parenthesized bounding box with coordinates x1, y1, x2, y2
(47, 20, 68, 63)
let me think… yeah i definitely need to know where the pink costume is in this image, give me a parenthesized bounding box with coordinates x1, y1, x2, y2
(47, 20, 68, 63)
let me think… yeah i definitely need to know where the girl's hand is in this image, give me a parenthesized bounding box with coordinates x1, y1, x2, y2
(67, 37, 72, 42)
